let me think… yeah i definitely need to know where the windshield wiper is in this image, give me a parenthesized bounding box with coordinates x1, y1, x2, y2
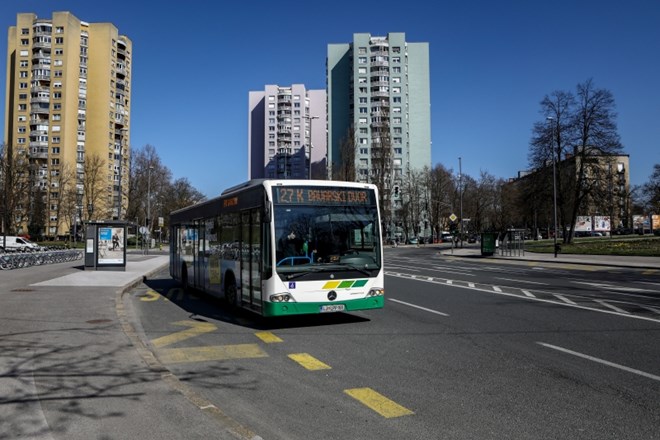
(283, 266, 327, 280)
(339, 263, 373, 277)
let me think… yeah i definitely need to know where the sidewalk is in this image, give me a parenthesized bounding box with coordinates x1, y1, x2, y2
(0, 252, 257, 440)
(438, 245, 660, 269)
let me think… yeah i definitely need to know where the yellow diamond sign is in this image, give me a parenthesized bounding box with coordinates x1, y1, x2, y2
(449, 213, 458, 222)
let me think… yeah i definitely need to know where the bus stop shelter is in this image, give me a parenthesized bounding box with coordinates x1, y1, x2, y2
(84, 221, 127, 271)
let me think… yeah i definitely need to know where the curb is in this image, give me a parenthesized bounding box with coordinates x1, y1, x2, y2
(114, 262, 264, 440)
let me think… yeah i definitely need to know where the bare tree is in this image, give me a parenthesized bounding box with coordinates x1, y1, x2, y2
(1, 144, 32, 237)
(82, 153, 107, 221)
(332, 126, 356, 182)
(428, 164, 455, 240)
(527, 79, 623, 243)
(640, 164, 660, 213)
(48, 162, 75, 238)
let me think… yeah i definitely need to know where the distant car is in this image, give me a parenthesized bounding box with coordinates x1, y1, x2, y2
(408, 238, 418, 245)
(0, 236, 41, 252)
(591, 231, 604, 237)
(467, 235, 477, 243)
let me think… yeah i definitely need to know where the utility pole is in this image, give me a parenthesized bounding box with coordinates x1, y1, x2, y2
(305, 115, 319, 179)
(459, 157, 463, 248)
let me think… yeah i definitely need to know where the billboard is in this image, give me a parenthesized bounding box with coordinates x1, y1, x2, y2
(575, 216, 592, 232)
(593, 216, 611, 232)
(653, 215, 660, 231)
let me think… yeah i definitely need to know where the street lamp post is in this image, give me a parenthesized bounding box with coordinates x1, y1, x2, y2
(305, 115, 319, 179)
(459, 157, 463, 248)
(547, 116, 559, 258)
(146, 166, 154, 255)
(117, 128, 128, 220)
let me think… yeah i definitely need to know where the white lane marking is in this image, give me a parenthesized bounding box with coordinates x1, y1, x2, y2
(388, 298, 449, 317)
(492, 286, 502, 293)
(572, 281, 654, 293)
(594, 300, 629, 314)
(385, 272, 660, 324)
(468, 282, 475, 288)
(643, 306, 660, 315)
(446, 280, 453, 285)
(553, 294, 577, 305)
(537, 342, 660, 382)
(496, 277, 547, 285)
(522, 290, 536, 298)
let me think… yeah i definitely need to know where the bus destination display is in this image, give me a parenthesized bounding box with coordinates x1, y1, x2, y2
(274, 186, 374, 205)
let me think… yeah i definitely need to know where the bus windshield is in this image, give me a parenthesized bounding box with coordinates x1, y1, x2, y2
(274, 204, 381, 275)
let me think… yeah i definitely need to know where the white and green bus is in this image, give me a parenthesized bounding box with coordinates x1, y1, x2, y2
(169, 179, 385, 317)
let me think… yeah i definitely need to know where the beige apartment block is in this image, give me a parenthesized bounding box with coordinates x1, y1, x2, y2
(4, 11, 131, 238)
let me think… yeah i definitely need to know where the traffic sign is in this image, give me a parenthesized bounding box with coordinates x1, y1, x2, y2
(449, 213, 458, 223)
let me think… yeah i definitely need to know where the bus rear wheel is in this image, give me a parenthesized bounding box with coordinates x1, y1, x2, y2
(225, 278, 237, 308)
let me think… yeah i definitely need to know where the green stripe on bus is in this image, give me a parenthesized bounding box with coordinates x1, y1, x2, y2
(338, 280, 354, 288)
(352, 279, 368, 287)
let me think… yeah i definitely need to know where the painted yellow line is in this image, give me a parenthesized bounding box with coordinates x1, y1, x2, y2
(158, 344, 267, 364)
(288, 353, 331, 370)
(344, 388, 414, 418)
(151, 320, 217, 348)
(255, 331, 283, 343)
(642, 270, 657, 275)
(140, 289, 161, 302)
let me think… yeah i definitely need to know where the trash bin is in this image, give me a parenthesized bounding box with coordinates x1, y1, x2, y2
(481, 232, 498, 256)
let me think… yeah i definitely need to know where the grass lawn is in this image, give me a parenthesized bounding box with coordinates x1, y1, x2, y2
(524, 235, 660, 257)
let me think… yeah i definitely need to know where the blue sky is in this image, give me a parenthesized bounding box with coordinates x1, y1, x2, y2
(2, 0, 659, 198)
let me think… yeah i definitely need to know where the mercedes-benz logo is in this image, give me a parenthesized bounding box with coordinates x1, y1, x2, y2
(327, 290, 337, 301)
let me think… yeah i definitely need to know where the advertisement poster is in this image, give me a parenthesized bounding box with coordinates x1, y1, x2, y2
(593, 216, 611, 232)
(98, 227, 125, 264)
(575, 216, 592, 232)
(653, 215, 660, 231)
(633, 215, 649, 232)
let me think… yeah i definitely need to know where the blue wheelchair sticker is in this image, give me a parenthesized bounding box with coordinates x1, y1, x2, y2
(289, 282, 296, 289)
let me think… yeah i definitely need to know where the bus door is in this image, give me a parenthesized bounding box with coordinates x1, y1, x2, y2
(194, 220, 205, 288)
(240, 209, 262, 309)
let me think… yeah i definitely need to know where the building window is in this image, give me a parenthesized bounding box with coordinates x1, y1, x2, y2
(19, 71, 28, 78)
(359, 148, 368, 155)
(358, 67, 367, 74)
(393, 107, 401, 113)
(19, 82, 28, 89)
(20, 50, 28, 57)
(56, 26, 64, 34)
(393, 117, 402, 124)
(20, 60, 28, 67)
(21, 28, 29, 35)
(358, 47, 367, 54)
(52, 147, 60, 153)
(358, 57, 367, 64)
(18, 127, 26, 133)
(55, 48, 63, 55)
(392, 87, 401, 93)
(359, 107, 368, 114)
(392, 47, 401, 53)
(392, 77, 401, 84)
(55, 37, 64, 44)
(392, 67, 401, 73)
(359, 117, 367, 124)
(394, 148, 402, 154)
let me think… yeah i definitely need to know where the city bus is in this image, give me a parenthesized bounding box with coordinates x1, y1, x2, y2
(169, 179, 385, 317)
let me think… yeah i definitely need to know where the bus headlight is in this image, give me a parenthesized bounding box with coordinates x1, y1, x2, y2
(270, 293, 293, 302)
(368, 287, 384, 297)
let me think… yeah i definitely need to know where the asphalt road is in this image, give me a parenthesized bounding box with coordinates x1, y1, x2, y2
(125, 247, 660, 440)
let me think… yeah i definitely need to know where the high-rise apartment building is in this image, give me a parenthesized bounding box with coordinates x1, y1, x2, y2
(327, 32, 431, 213)
(4, 12, 131, 237)
(248, 85, 326, 180)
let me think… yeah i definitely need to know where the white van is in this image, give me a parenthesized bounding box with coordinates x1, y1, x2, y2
(0, 236, 40, 252)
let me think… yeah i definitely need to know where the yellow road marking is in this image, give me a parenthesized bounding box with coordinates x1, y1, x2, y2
(151, 320, 217, 348)
(255, 331, 283, 343)
(159, 344, 267, 364)
(288, 353, 331, 370)
(140, 289, 161, 301)
(344, 388, 414, 418)
(642, 270, 657, 275)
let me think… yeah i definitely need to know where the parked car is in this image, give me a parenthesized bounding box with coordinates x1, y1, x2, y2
(0, 235, 41, 252)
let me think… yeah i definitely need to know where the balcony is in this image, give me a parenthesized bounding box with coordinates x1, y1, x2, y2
(31, 103, 50, 114)
(29, 146, 49, 159)
(30, 96, 50, 104)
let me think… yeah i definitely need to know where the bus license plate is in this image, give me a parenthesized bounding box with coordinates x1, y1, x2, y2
(320, 304, 345, 313)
